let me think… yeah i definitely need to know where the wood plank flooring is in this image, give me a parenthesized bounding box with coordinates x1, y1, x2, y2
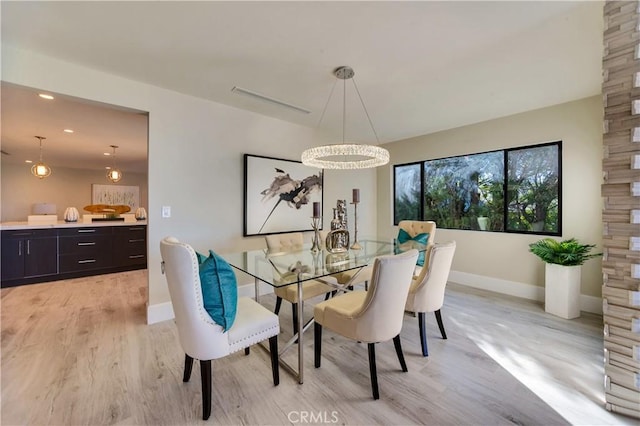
(1, 270, 635, 425)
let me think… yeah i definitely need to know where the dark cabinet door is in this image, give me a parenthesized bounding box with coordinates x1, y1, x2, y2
(23, 237, 59, 277)
(1, 238, 25, 281)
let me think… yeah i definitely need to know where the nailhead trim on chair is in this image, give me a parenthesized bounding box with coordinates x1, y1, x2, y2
(228, 324, 280, 353)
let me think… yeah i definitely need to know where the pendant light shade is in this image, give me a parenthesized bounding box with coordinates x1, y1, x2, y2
(301, 66, 390, 170)
(106, 145, 122, 183)
(31, 136, 52, 179)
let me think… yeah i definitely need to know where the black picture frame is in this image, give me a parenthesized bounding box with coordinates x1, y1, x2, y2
(243, 154, 324, 236)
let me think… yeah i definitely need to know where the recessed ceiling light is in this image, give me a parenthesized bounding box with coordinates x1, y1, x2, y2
(104, 152, 111, 156)
(63, 129, 74, 133)
(38, 94, 54, 100)
(25, 160, 33, 164)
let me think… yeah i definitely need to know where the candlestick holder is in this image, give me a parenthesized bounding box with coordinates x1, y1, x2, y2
(350, 201, 362, 250)
(311, 216, 322, 253)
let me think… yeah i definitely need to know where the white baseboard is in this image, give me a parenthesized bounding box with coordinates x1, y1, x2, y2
(449, 271, 602, 315)
(146, 281, 275, 325)
(147, 301, 174, 325)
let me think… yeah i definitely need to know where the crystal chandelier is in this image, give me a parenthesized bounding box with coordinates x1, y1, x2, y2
(302, 66, 389, 170)
(31, 136, 52, 179)
(106, 145, 122, 183)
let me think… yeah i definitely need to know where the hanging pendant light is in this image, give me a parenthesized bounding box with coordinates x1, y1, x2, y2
(31, 136, 52, 179)
(301, 66, 389, 170)
(106, 145, 122, 183)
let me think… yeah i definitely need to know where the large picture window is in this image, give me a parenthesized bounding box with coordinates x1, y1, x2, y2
(393, 141, 561, 235)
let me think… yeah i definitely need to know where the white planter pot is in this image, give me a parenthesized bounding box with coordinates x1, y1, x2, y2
(477, 217, 489, 231)
(544, 263, 581, 319)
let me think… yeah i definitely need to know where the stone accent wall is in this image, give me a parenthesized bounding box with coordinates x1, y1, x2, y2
(602, 1, 640, 418)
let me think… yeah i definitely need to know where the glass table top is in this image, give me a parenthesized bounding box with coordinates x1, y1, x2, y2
(220, 238, 426, 287)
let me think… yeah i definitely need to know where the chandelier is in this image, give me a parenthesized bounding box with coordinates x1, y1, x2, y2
(31, 136, 52, 179)
(302, 66, 389, 170)
(106, 145, 122, 183)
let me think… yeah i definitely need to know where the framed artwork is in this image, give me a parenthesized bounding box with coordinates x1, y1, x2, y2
(92, 184, 140, 210)
(244, 154, 323, 236)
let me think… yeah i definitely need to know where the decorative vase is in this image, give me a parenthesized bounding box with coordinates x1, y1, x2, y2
(477, 216, 489, 231)
(135, 207, 147, 220)
(545, 263, 581, 319)
(63, 207, 79, 222)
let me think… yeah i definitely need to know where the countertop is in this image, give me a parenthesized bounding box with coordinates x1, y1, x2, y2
(1, 220, 148, 231)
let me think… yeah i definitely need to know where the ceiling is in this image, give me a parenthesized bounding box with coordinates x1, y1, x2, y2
(1, 1, 604, 173)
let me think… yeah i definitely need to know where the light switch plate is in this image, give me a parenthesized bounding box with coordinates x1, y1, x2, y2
(162, 206, 171, 218)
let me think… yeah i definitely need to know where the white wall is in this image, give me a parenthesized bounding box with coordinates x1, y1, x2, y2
(1, 163, 148, 222)
(2, 46, 378, 323)
(378, 96, 603, 312)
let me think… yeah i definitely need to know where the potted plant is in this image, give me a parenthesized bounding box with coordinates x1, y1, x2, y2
(529, 238, 601, 319)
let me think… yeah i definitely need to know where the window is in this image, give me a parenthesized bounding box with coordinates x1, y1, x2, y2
(393, 141, 561, 235)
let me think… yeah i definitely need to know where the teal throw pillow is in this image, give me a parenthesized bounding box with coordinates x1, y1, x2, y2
(196, 250, 238, 331)
(397, 229, 429, 267)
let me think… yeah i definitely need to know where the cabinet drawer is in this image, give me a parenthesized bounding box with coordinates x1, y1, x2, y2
(2, 229, 57, 239)
(59, 252, 112, 273)
(58, 227, 112, 236)
(59, 235, 112, 255)
(113, 225, 147, 235)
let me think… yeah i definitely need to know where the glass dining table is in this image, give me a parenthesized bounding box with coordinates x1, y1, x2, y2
(219, 238, 426, 384)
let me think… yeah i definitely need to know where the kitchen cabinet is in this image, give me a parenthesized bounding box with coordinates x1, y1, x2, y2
(113, 225, 147, 267)
(1, 229, 58, 281)
(1, 223, 146, 287)
(59, 227, 113, 273)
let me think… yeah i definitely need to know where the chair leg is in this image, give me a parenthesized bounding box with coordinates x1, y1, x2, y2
(367, 343, 380, 400)
(274, 297, 283, 315)
(364, 281, 368, 291)
(292, 303, 299, 336)
(200, 360, 212, 420)
(324, 292, 331, 301)
(269, 335, 280, 386)
(183, 354, 194, 382)
(435, 309, 447, 339)
(244, 347, 250, 356)
(418, 312, 428, 357)
(393, 335, 408, 372)
(314, 322, 322, 368)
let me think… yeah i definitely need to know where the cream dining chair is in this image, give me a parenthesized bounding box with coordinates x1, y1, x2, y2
(265, 233, 337, 337)
(313, 249, 419, 399)
(160, 237, 280, 420)
(405, 241, 456, 357)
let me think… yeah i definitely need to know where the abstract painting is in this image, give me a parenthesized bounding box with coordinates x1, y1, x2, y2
(244, 154, 323, 236)
(92, 184, 140, 210)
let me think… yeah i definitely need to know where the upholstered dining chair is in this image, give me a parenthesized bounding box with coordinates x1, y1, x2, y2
(405, 241, 456, 357)
(397, 220, 437, 271)
(160, 237, 280, 420)
(265, 233, 337, 336)
(313, 249, 419, 399)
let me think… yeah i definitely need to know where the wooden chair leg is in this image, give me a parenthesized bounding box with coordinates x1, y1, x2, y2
(269, 335, 279, 386)
(364, 281, 368, 291)
(435, 309, 447, 339)
(393, 335, 408, 372)
(314, 322, 322, 368)
(274, 297, 283, 315)
(183, 354, 194, 382)
(367, 343, 379, 400)
(418, 312, 428, 357)
(244, 347, 250, 356)
(200, 360, 212, 420)
(324, 292, 331, 301)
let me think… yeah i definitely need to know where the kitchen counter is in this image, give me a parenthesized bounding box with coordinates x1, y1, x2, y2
(1, 220, 148, 230)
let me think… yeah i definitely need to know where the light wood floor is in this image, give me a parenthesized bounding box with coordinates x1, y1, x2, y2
(1, 270, 635, 425)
